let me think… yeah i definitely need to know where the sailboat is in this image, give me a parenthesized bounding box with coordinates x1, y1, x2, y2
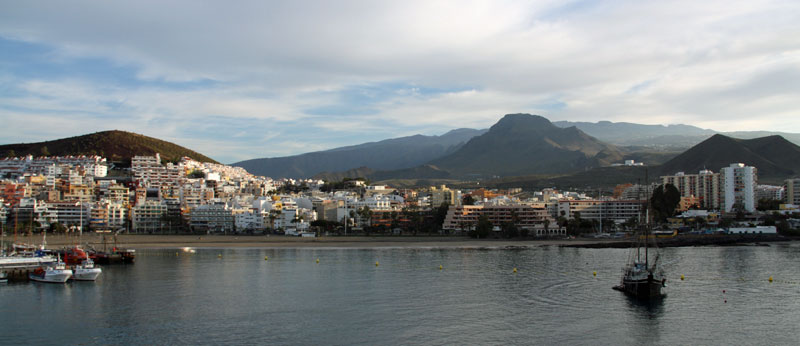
(613, 181, 666, 300)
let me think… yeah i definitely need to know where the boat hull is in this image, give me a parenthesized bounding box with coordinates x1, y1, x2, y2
(73, 267, 102, 281)
(29, 269, 73, 283)
(614, 275, 665, 300)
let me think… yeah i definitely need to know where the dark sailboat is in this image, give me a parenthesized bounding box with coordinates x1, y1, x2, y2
(613, 176, 666, 300)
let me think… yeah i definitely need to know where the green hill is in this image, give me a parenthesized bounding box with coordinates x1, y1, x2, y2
(0, 130, 218, 163)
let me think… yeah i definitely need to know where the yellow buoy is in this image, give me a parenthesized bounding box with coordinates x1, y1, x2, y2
(769, 276, 773, 283)
(316, 258, 320, 264)
(439, 265, 443, 270)
(265, 256, 268, 261)
(375, 261, 380, 267)
(513, 267, 518, 273)
(681, 274, 685, 281)
(593, 271, 597, 277)
(218, 254, 222, 258)
(175, 252, 179, 256)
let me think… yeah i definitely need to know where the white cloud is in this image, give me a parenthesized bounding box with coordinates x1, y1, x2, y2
(0, 0, 799, 161)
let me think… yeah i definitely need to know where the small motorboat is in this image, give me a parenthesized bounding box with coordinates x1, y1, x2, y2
(29, 259, 73, 283)
(72, 259, 102, 281)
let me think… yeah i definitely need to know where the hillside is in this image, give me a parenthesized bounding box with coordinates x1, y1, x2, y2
(234, 128, 485, 178)
(428, 114, 624, 178)
(0, 130, 218, 163)
(657, 134, 800, 180)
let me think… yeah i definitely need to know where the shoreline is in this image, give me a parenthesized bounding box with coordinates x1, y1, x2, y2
(9, 233, 618, 249)
(6, 233, 795, 250)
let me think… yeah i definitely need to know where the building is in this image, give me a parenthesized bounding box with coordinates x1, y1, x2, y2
(755, 185, 784, 202)
(558, 199, 646, 224)
(188, 203, 234, 233)
(131, 200, 167, 233)
(661, 170, 720, 210)
(430, 185, 459, 207)
(721, 163, 757, 213)
(442, 204, 560, 235)
(784, 179, 800, 205)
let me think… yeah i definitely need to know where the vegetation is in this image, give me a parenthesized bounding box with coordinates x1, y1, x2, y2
(650, 184, 681, 222)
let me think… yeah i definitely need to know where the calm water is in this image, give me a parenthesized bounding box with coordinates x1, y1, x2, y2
(2, 243, 800, 345)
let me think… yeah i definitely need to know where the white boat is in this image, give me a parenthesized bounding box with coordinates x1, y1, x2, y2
(29, 260, 73, 283)
(0, 271, 7, 283)
(72, 259, 102, 281)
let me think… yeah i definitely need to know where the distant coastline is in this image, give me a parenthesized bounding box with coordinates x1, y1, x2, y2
(11, 233, 794, 250)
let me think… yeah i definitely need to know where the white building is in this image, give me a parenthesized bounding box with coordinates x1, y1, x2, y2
(721, 163, 757, 213)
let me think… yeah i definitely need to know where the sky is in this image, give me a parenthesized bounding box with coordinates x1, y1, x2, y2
(1, 1, 798, 164)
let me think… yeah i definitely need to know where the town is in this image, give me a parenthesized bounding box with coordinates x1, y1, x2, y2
(1, 153, 798, 239)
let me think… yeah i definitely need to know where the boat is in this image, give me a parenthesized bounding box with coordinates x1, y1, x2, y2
(72, 258, 102, 281)
(58, 246, 90, 265)
(613, 173, 666, 300)
(29, 258, 73, 283)
(0, 271, 7, 283)
(87, 234, 135, 264)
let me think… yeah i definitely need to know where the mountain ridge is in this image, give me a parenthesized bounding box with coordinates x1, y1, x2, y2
(0, 130, 218, 163)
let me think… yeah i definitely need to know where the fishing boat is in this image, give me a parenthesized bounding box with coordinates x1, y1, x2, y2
(613, 177, 666, 300)
(613, 236, 666, 299)
(29, 258, 73, 283)
(59, 245, 90, 265)
(72, 258, 102, 281)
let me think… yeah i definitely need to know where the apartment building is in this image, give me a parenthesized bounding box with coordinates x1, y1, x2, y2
(442, 204, 558, 234)
(785, 179, 800, 205)
(721, 163, 757, 213)
(661, 170, 720, 210)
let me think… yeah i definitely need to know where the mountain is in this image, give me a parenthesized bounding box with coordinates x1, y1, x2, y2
(233, 128, 486, 178)
(553, 120, 800, 149)
(0, 130, 218, 163)
(428, 114, 624, 178)
(657, 134, 800, 180)
(553, 120, 717, 148)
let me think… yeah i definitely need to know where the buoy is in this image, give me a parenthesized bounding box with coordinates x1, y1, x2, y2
(439, 265, 443, 270)
(175, 252, 179, 256)
(218, 254, 222, 258)
(265, 256, 268, 261)
(724, 299, 727, 303)
(375, 261, 379, 267)
(593, 271, 597, 277)
(316, 258, 320, 264)
(681, 274, 685, 281)
(723, 290, 726, 294)
(513, 267, 518, 273)
(769, 276, 773, 283)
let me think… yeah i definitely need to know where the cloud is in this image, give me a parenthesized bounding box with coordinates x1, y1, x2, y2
(0, 0, 799, 162)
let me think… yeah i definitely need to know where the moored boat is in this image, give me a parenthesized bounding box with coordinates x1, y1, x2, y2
(29, 260, 73, 283)
(72, 258, 102, 281)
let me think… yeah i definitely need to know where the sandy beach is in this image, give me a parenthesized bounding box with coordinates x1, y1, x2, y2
(7, 233, 615, 249)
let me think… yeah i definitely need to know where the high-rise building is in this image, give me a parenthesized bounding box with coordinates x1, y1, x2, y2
(721, 163, 757, 213)
(660, 170, 720, 210)
(785, 179, 800, 205)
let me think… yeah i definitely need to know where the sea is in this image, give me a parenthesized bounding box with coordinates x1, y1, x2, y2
(2, 243, 800, 345)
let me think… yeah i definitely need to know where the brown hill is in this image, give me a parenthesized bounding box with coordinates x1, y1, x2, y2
(428, 114, 624, 178)
(657, 134, 800, 180)
(0, 130, 218, 163)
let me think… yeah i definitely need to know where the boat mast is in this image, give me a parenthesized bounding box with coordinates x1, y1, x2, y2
(644, 168, 649, 270)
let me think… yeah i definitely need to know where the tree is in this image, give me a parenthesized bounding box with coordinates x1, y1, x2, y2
(5, 149, 15, 158)
(474, 215, 492, 239)
(40, 146, 50, 156)
(650, 184, 681, 222)
(462, 195, 475, 206)
(357, 206, 372, 229)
